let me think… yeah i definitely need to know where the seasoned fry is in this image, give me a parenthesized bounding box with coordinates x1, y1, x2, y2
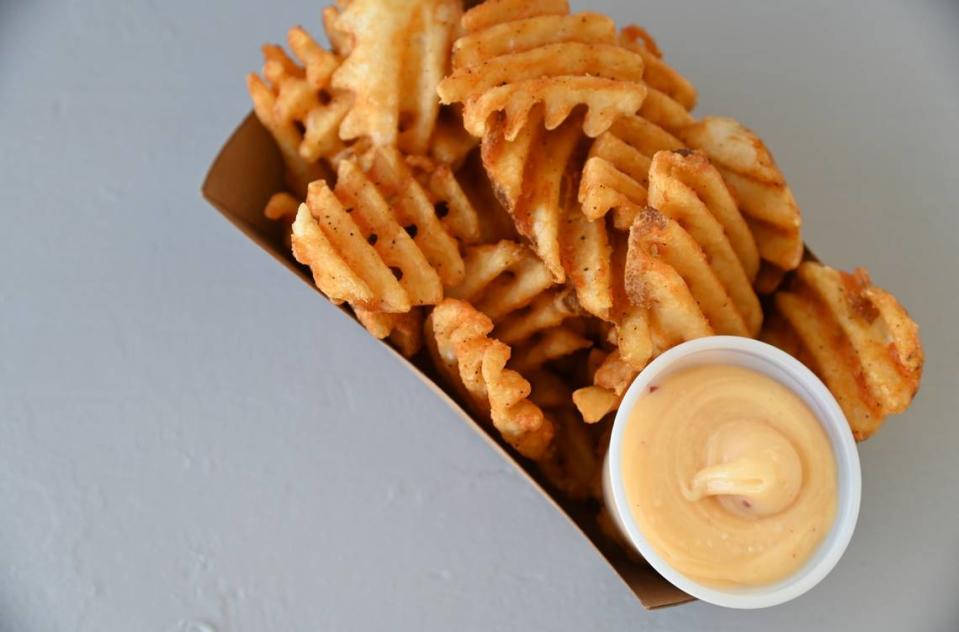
(366, 147, 465, 287)
(638, 86, 695, 134)
(291, 147, 477, 347)
(648, 150, 762, 335)
(332, 0, 461, 154)
(440, 0, 646, 140)
(427, 299, 555, 459)
(510, 326, 592, 374)
(247, 27, 346, 195)
(494, 288, 581, 345)
(678, 117, 803, 272)
(452, 12, 616, 69)
(577, 114, 683, 230)
(481, 111, 584, 281)
(406, 155, 482, 245)
(762, 262, 923, 439)
(572, 214, 715, 424)
(559, 201, 614, 319)
(629, 208, 747, 335)
(448, 240, 555, 322)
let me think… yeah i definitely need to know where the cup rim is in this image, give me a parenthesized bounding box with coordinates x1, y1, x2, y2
(605, 336, 861, 609)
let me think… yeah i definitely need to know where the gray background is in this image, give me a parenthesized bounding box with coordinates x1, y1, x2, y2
(2, 0, 957, 630)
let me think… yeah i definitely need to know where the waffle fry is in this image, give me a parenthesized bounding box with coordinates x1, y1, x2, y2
(629, 207, 748, 335)
(439, 0, 646, 140)
(559, 205, 614, 320)
(571, 218, 714, 424)
(510, 326, 592, 374)
(762, 262, 923, 439)
(331, 0, 461, 155)
(578, 114, 684, 230)
(291, 146, 480, 348)
(481, 112, 584, 281)
(247, 27, 347, 196)
(648, 150, 762, 335)
(678, 116, 803, 273)
(427, 299, 555, 459)
(405, 155, 481, 245)
(494, 288, 581, 345)
(447, 240, 555, 322)
(365, 148, 466, 287)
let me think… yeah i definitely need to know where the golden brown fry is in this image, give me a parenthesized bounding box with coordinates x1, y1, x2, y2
(440, 0, 646, 140)
(452, 12, 616, 69)
(405, 158, 480, 247)
(638, 87, 695, 134)
(576, 113, 683, 230)
(650, 150, 759, 279)
(579, 156, 647, 223)
(494, 288, 581, 345)
(449, 241, 555, 322)
(648, 150, 762, 335)
(449, 148, 517, 242)
(293, 193, 407, 312)
(335, 159, 444, 305)
(291, 147, 476, 343)
(608, 236, 655, 368)
(247, 27, 345, 196)
(625, 209, 714, 347)
(510, 326, 592, 374)
(481, 111, 583, 281)
(559, 201, 614, 320)
(366, 147, 465, 287)
(332, 0, 461, 154)
(678, 116, 803, 272)
(427, 299, 555, 459)
(461, 0, 568, 34)
(629, 208, 746, 335)
(762, 262, 923, 439)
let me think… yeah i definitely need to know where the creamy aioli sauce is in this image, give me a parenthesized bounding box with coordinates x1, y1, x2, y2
(621, 364, 837, 587)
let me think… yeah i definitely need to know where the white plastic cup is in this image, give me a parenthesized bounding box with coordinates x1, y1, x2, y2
(603, 336, 861, 609)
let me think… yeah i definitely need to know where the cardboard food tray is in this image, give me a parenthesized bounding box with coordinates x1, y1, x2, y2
(202, 112, 697, 609)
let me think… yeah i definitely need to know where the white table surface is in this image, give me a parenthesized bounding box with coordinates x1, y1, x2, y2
(2, 1, 958, 630)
